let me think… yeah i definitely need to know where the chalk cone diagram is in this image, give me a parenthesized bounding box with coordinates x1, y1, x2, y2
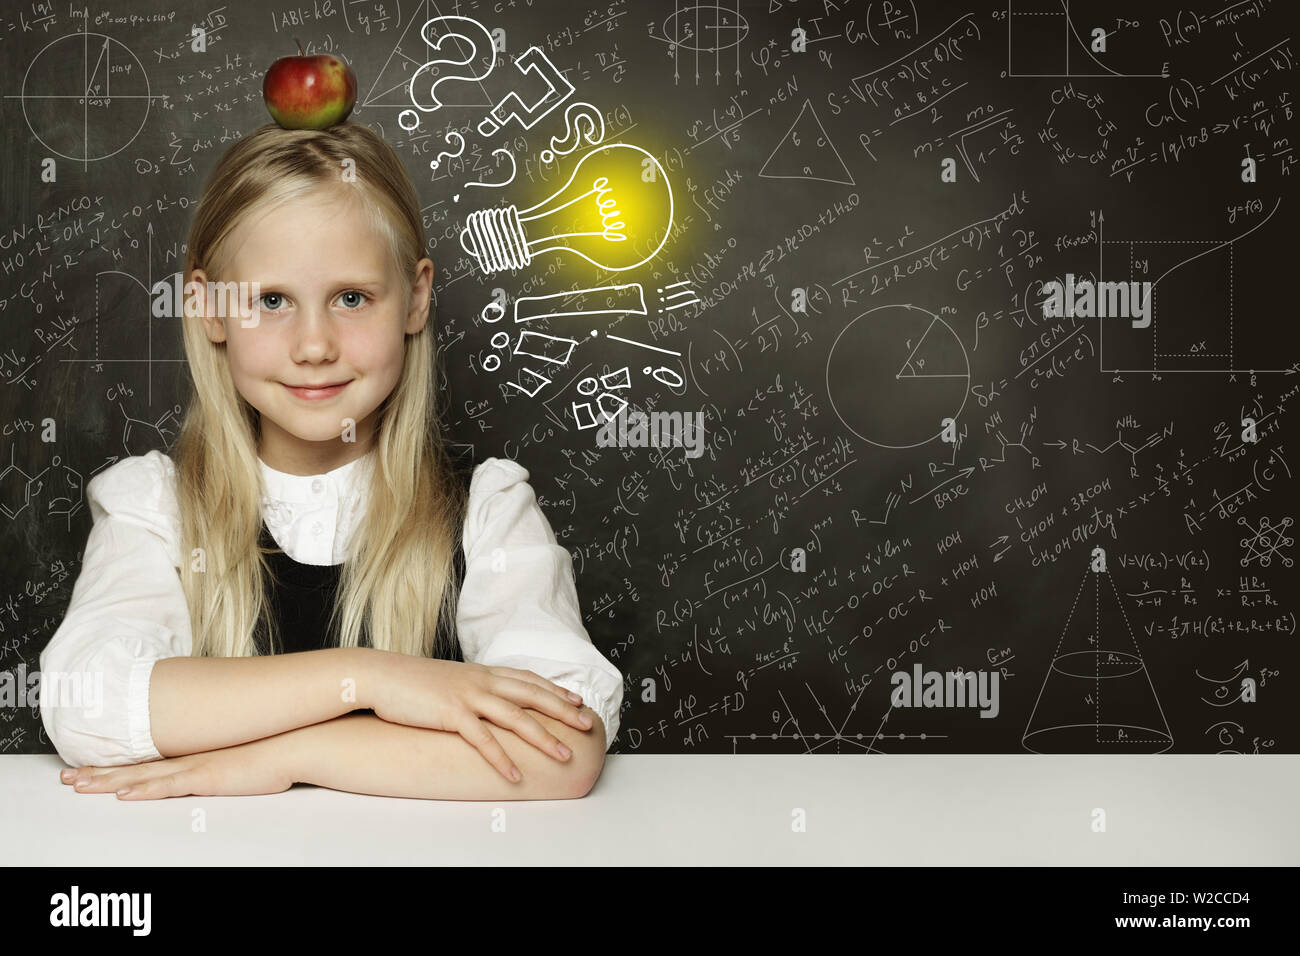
(1022, 564, 1174, 753)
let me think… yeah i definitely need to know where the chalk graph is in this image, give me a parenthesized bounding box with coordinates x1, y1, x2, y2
(8, 22, 160, 167)
(1097, 198, 1288, 375)
(1004, 0, 1169, 79)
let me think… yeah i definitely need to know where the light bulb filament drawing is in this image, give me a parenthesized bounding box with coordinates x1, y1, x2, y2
(459, 143, 673, 276)
(519, 175, 624, 245)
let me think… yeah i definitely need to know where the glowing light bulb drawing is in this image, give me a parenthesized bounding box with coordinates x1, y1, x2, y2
(459, 143, 674, 275)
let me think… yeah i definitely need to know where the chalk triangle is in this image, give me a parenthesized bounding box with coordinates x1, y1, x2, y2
(361, 0, 494, 108)
(896, 316, 966, 379)
(85, 38, 110, 96)
(759, 98, 855, 186)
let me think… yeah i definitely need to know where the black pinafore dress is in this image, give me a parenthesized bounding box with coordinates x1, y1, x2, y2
(253, 519, 466, 662)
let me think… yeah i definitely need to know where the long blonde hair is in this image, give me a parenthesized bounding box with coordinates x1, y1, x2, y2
(175, 122, 465, 660)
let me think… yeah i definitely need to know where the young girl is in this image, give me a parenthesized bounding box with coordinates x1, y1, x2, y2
(40, 122, 622, 801)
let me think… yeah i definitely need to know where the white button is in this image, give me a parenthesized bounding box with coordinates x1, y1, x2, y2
(312, 521, 323, 535)
(311, 479, 323, 494)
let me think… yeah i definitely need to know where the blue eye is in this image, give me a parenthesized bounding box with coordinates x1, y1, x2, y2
(259, 292, 285, 311)
(337, 291, 368, 309)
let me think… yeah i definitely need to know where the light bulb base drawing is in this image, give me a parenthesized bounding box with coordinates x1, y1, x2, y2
(460, 205, 532, 274)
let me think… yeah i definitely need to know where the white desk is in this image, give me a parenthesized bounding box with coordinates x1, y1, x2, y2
(4, 754, 1297, 865)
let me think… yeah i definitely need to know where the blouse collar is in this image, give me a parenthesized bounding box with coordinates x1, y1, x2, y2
(258, 448, 376, 505)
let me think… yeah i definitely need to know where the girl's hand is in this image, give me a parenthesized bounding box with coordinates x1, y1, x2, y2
(368, 656, 595, 783)
(58, 736, 295, 800)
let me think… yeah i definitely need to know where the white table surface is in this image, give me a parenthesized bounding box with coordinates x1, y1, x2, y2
(4, 754, 1297, 865)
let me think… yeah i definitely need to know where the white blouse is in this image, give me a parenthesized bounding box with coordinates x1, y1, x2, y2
(38, 449, 623, 767)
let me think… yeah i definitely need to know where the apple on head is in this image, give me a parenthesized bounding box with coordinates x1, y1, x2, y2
(263, 39, 357, 130)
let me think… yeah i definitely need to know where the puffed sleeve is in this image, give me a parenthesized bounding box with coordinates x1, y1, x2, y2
(39, 450, 193, 767)
(456, 458, 624, 752)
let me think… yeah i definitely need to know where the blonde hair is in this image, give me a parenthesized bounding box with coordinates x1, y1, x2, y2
(175, 122, 466, 660)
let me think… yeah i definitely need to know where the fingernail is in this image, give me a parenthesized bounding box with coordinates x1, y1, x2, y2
(567, 692, 582, 703)
(557, 743, 572, 759)
(116, 787, 132, 797)
(579, 713, 593, 727)
(61, 769, 74, 781)
(510, 766, 522, 782)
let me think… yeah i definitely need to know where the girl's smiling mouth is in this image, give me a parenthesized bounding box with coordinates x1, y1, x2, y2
(282, 380, 352, 401)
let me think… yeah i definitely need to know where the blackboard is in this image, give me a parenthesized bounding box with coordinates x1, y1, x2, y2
(2, 0, 1297, 756)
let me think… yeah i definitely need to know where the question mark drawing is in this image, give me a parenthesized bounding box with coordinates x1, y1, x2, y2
(475, 46, 575, 137)
(430, 130, 466, 173)
(457, 147, 517, 199)
(399, 16, 497, 132)
(540, 101, 606, 163)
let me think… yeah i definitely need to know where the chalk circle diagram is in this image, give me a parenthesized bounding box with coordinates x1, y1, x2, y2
(1022, 566, 1174, 754)
(20, 31, 152, 162)
(826, 304, 969, 449)
(661, 3, 749, 51)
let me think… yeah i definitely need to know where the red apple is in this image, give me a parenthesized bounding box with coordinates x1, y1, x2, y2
(263, 41, 356, 130)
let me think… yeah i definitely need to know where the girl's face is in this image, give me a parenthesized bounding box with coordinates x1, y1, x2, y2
(194, 185, 433, 476)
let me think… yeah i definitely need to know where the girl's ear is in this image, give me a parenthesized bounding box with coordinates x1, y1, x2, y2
(189, 268, 225, 343)
(405, 258, 435, 335)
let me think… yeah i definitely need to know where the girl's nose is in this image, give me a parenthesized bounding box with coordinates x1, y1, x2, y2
(290, 307, 340, 359)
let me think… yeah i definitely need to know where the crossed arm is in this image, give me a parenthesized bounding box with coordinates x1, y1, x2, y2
(283, 706, 606, 800)
(59, 648, 608, 801)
